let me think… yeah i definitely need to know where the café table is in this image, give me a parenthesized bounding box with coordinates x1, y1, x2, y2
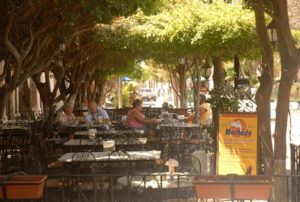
(64, 123, 109, 132)
(159, 123, 202, 142)
(59, 124, 112, 138)
(58, 150, 161, 173)
(63, 137, 148, 151)
(159, 123, 203, 160)
(58, 150, 161, 162)
(73, 129, 144, 139)
(73, 130, 117, 139)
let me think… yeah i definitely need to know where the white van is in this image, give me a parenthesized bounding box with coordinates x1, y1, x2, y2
(140, 88, 156, 101)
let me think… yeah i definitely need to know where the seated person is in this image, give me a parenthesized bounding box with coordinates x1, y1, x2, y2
(56, 103, 77, 139)
(188, 95, 212, 125)
(127, 99, 157, 129)
(85, 101, 110, 124)
(57, 103, 77, 126)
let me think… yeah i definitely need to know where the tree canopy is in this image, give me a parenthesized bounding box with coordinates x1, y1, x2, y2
(97, 0, 259, 63)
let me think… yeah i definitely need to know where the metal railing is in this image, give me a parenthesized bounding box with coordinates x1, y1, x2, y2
(33, 174, 300, 202)
(273, 175, 300, 202)
(44, 173, 196, 202)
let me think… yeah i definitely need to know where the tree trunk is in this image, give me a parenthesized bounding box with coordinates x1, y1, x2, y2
(0, 89, 11, 120)
(253, 2, 274, 175)
(272, 1, 300, 201)
(191, 57, 201, 123)
(7, 93, 14, 120)
(42, 100, 55, 122)
(250, 0, 300, 199)
(95, 79, 106, 105)
(169, 71, 180, 108)
(212, 56, 225, 88)
(274, 67, 297, 202)
(118, 77, 122, 108)
(19, 81, 32, 119)
(234, 56, 240, 89)
(178, 64, 187, 108)
(255, 70, 274, 175)
(211, 56, 225, 164)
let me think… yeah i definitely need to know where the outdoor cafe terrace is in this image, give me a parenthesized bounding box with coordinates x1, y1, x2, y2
(0, 107, 299, 202)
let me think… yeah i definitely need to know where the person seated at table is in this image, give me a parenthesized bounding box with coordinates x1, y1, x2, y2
(57, 103, 77, 126)
(188, 94, 212, 125)
(127, 99, 157, 129)
(56, 103, 77, 139)
(85, 101, 110, 124)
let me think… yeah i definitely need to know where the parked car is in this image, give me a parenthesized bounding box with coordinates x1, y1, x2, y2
(140, 88, 156, 101)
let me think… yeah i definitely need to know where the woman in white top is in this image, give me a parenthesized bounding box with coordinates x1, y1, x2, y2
(57, 104, 77, 125)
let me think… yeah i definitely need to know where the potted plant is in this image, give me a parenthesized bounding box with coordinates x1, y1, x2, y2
(0, 172, 47, 199)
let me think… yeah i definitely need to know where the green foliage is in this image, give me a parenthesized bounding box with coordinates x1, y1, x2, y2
(206, 84, 240, 149)
(138, 60, 171, 82)
(123, 62, 144, 80)
(122, 83, 139, 107)
(96, 0, 259, 64)
(79, 0, 162, 23)
(292, 30, 300, 48)
(208, 85, 240, 113)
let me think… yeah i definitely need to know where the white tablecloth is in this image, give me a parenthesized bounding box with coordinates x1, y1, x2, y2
(58, 150, 161, 162)
(117, 172, 194, 189)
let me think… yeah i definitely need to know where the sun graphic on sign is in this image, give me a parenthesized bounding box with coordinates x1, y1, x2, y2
(229, 119, 246, 132)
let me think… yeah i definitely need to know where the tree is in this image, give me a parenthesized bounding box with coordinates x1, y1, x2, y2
(97, 0, 259, 116)
(245, 0, 300, 201)
(0, 0, 161, 119)
(0, 0, 63, 118)
(250, 1, 274, 176)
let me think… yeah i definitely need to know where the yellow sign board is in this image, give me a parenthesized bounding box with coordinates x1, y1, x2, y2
(217, 113, 258, 175)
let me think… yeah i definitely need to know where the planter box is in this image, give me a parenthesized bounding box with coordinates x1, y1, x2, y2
(194, 175, 272, 200)
(0, 175, 47, 199)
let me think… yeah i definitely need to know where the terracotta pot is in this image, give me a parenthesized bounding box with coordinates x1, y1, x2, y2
(0, 175, 47, 199)
(194, 175, 272, 200)
(194, 182, 231, 198)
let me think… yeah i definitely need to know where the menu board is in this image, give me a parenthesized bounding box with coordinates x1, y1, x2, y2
(217, 113, 258, 175)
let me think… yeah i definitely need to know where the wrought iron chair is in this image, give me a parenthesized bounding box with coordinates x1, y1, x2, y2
(177, 155, 202, 174)
(127, 174, 161, 202)
(70, 151, 96, 174)
(107, 150, 133, 174)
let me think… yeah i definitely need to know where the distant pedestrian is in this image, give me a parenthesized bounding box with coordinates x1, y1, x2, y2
(296, 87, 300, 109)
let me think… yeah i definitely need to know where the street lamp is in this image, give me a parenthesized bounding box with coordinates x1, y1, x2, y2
(267, 19, 277, 46)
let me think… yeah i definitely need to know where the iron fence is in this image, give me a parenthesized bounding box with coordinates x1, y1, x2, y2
(41, 174, 300, 202)
(44, 173, 196, 202)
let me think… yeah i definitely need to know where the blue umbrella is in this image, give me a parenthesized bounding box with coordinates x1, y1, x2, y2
(122, 76, 132, 82)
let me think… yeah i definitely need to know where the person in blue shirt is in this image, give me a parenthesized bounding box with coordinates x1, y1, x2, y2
(85, 101, 110, 124)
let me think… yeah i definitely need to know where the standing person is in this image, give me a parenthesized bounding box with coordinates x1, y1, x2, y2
(127, 99, 157, 129)
(188, 94, 212, 125)
(85, 101, 110, 124)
